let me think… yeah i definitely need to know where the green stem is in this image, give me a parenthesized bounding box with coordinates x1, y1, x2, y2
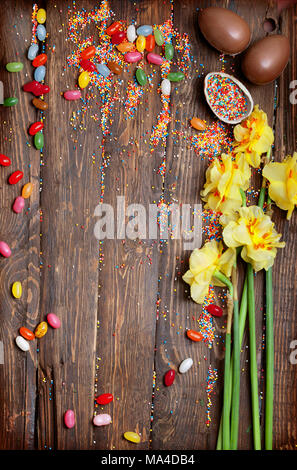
(265, 263, 274, 449)
(230, 265, 240, 449)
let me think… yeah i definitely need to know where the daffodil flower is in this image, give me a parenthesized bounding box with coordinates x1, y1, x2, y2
(263, 152, 297, 220)
(233, 105, 274, 168)
(222, 206, 285, 272)
(182, 240, 235, 304)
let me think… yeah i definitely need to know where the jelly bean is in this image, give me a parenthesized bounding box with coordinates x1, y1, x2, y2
(147, 52, 163, 65)
(28, 44, 39, 60)
(32, 98, 48, 110)
(96, 63, 111, 78)
(127, 24, 137, 43)
(136, 25, 152, 37)
(136, 35, 146, 52)
(12, 196, 25, 214)
(34, 65, 46, 82)
(136, 68, 147, 86)
(3, 97, 18, 106)
(80, 46, 96, 60)
(36, 24, 46, 41)
(34, 132, 44, 150)
(0, 241, 11, 258)
(23, 81, 50, 96)
(93, 414, 112, 427)
(19, 327, 35, 341)
(107, 61, 122, 75)
(186, 329, 203, 342)
(32, 54, 47, 67)
(0, 154, 11, 167)
(78, 71, 90, 89)
(8, 170, 23, 185)
(79, 59, 96, 73)
(64, 90, 82, 101)
(35, 321, 48, 338)
(167, 71, 185, 82)
(154, 28, 164, 46)
(179, 358, 193, 374)
(106, 21, 121, 36)
(190, 117, 207, 131)
(96, 393, 113, 405)
(37, 8, 46, 24)
(22, 182, 33, 199)
(47, 313, 61, 329)
(145, 34, 155, 52)
(124, 431, 141, 444)
(29, 121, 44, 136)
(206, 304, 223, 317)
(6, 62, 23, 72)
(161, 78, 171, 96)
(165, 44, 174, 61)
(111, 31, 126, 45)
(64, 410, 75, 429)
(12, 281, 22, 299)
(15, 336, 29, 352)
(124, 51, 142, 63)
(117, 42, 135, 53)
(164, 369, 175, 387)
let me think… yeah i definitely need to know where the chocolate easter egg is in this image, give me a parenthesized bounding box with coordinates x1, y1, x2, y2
(241, 35, 290, 85)
(198, 7, 251, 55)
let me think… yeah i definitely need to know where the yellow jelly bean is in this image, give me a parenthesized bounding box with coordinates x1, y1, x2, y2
(22, 182, 33, 199)
(136, 35, 146, 53)
(35, 321, 48, 338)
(78, 71, 90, 89)
(123, 431, 141, 444)
(12, 281, 22, 299)
(37, 8, 46, 24)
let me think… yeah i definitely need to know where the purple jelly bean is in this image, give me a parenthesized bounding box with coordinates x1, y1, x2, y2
(0, 241, 11, 258)
(64, 90, 82, 101)
(147, 52, 163, 65)
(64, 410, 75, 428)
(93, 414, 112, 426)
(124, 51, 142, 63)
(13, 196, 25, 214)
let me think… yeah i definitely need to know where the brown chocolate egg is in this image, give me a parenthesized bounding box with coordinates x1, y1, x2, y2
(198, 7, 251, 55)
(241, 35, 290, 85)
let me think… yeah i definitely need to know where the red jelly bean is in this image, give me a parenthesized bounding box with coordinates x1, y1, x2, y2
(111, 31, 126, 45)
(145, 34, 155, 52)
(80, 46, 96, 60)
(79, 59, 96, 72)
(8, 170, 23, 185)
(29, 121, 44, 136)
(32, 53, 47, 67)
(206, 304, 223, 317)
(164, 369, 175, 387)
(0, 154, 11, 167)
(96, 393, 114, 405)
(106, 21, 121, 36)
(23, 81, 50, 96)
(186, 329, 203, 342)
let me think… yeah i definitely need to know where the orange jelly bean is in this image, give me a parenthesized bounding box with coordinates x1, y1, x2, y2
(32, 53, 47, 67)
(145, 34, 155, 52)
(117, 42, 135, 53)
(80, 45, 96, 60)
(22, 182, 33, 199)
(107, 61, 122, 75)
(186, 329, 203, 342)
(190, 117, 207, 131)
(20, 327, 35, 341)
(35, 321, 48, 338)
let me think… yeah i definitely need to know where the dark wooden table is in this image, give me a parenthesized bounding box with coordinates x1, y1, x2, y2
(0, 0, 296, 450)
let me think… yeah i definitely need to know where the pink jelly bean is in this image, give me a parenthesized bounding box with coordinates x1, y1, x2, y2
(93, 414, 112, 427)
(64, 90, 82, 101)
(47, 313, 61, 329)
(0, 241, 11, 258)
(12, 196, 25, 214)
(147, 52, 163, 65)
(64, 410, 75, 428)
(124, 51, 142, 63)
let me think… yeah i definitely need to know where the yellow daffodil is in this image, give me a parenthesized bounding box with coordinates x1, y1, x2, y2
(222, 206, 285, 272)
(201, 152, 251, 215)
(182, 240, 235, 304)
(233, 105, 274, 168)
(263, 152, 297, 220)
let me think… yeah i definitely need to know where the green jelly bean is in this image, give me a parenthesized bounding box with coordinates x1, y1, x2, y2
(154, 28, 164, 46)
(34, 132, 44, 150)
(3, 97, 18, 106)
(136, 68, 147, 86)
(167, 71, 185, 82)
(6, 62, 24, 72)
(165, 44, 174, 61)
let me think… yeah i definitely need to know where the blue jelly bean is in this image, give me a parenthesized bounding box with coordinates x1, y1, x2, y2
(34, 65, 46, 82)
(136, 25, 153, 37)
(36, 24, 46, 41)
(96, 63, 110, 78)
(28, 44, 39, 60)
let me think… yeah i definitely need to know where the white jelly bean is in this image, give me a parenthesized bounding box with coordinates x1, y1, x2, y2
(161, 79, 171, 96)
(179, 358, 193, 374)
(127, 24, 137, 43)
(15, 335, 30, 352)
(93, 413, 112, 426)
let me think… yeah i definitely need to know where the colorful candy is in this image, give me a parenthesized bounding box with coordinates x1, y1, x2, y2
(8, 170, 23, 185)
(78, 71, 90, 89)
(80, 46, 96, 60)
(167, 71, 185, 82)
(32, 98, 48, 110)
(3, 97, 18, 106)
(64, 410, 75, 429)
(28, 44, 39, 60)
(6, 62, 23, 72)
(32, 54, 47, 67)
(64, 90, 82, 101)
(12, 196, 25, 214)
(164, 369, 175, 386)
(145, 34, 155, 52)
(93, 414, 112, 426)
(161, 78, 171, 96)
(165, 44, 174, 61)
(22, 182, 33, 199)
(34, 66, 46, 82)
(117, 42, 135, 53)
(96, 63, 111, 78)
(136, 35, 146, 53)
(190, 117, 207, 131)
(34, 321, 48, 338)
(36, 24, 46, 41)
(106, 21, 121, 36)
(136, 68, 147, 86)
(29, 121, 44, 136)
(79, 59, 96, 72)
(47, 313, 61, 329)
(179, 358, 193, 374)
(36, 8, 46, 24)
(12, 281, 22, 299)
(96, 393, 113, 405)
(154, 28, 164, 46)
(112, 31, 126, 45)
(147, 53, 163, 65)
(206, 304, 223, 317)
(15, 336, 29, 352)
(186, 329, 203, 342)
(23, 81, 50, 96)
(19, 327, 35, 341)
(34, 132, 44, 150)
(124, 51, 142, 63)
(136, 25, 152, 37)
(107, 61, 122, 75)
(0, 241, 11, 258)
(127, 24, 137, 43)
(123, 431, 141, 444)
(0, 154, 11, 167)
